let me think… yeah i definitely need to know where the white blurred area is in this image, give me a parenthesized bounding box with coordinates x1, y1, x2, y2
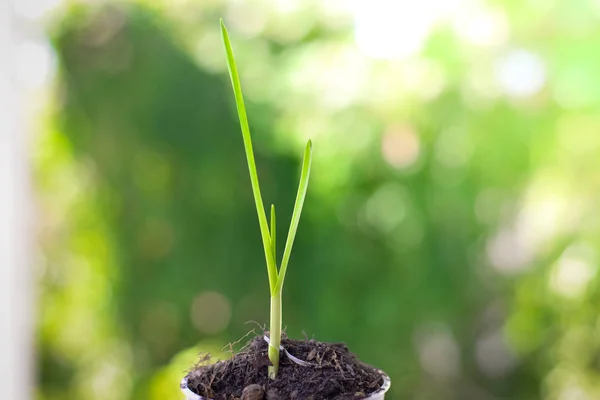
(0, 2, 31, 400)
(0, 0, 59, 396)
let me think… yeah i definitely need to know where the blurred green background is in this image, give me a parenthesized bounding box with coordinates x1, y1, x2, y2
(31, 0, 600, 399)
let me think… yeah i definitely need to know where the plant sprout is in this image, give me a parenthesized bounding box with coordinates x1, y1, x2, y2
(220, 20, 312, 379)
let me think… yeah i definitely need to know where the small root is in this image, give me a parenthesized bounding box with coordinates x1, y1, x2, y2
(222, 328, 258, 354)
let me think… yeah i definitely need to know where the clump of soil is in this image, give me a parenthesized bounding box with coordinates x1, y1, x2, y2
(185, 335, 384, 400)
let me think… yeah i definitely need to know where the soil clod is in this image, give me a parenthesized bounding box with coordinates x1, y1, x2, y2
(241, 384, 265, 400)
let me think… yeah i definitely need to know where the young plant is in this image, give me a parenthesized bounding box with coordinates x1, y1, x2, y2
(220, 20, 312, 379)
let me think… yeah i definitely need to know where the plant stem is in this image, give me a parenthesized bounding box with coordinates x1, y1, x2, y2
(268, 293, 282, 379)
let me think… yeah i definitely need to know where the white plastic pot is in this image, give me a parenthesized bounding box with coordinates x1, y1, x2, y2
(181, 369, 391, 400)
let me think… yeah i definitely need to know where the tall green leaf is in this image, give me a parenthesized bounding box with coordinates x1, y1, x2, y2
(220, 20, 277, 290)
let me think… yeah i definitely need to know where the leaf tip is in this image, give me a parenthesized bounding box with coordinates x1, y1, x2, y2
(220, 19, 228, 39)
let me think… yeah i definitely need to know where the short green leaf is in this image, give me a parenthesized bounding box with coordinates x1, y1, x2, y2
(275, 140, 312, 294)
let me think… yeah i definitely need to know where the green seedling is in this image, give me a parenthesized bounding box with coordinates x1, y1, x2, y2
(220, 20, 312, 379)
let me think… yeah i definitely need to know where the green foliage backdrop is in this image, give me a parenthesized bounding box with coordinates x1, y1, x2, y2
(35, 1, 600, 399)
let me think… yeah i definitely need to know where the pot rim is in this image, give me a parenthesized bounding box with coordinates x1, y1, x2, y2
(181, 369, 391, 399)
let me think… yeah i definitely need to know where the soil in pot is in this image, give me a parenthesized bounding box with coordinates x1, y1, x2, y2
(186, 335, 384, 400)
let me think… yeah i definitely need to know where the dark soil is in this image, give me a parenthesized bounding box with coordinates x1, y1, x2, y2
(185, 335, 385, 400)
